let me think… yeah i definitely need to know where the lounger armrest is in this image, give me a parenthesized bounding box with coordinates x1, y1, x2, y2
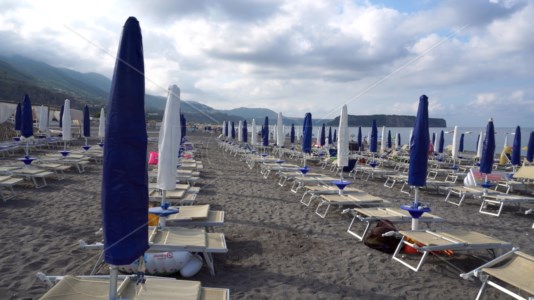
(79, 240, 104, 250)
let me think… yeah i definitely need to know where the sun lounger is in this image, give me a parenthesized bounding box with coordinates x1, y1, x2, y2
(391, 230, 513, 272)
(34, 163, 71, 180)
(443, 186, 504, 206)
(289, 174, 338, 193)
(315, 193, 386, 218)
(164, 205, 225, 231)
(149, 189, 198, 206)
(460, 248, 533, 300)
(345, 207, 445, 241)
(300, 185, 364, 206)
(7, 167, 55, 188)
(37, 274, 229, 300)
(0, 175, 24, 201)
(149, 227, 227, 275)
(479, 193, 534, 217)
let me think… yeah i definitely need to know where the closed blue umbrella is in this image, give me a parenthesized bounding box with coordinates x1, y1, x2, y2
(527, 132, 534, 163)
(262, 117, 269, 146)
(302, 113, 312, 162)
(479, 118, 496, 175)
(102, 16, 148, 290)
(320, 124, 326, 146)
(459, 133, 465, 152)
(357, 126, 362, 151)
(290, 124, 295, 144)
(511, 126, 521, 166)
(180, 113, 186, 142)
(431, 132, 435, 147)
(328, 126, 332, 145)
(438, 130, 444, 153)
(14, 102, 22, 131)
(333, 129, 337, 143)
(21, 94, 34, 139)
(397, 133, 401, 148)
(370, 120, 378, 153)
(83, 105, 90, 138)
(59, 105, 64, 128)
(224, 121, 228, 137)
(387, 130, 392, 148)
(405, 95, 430, 230)
(231, 121, 235, 139)
(242, 120, 248, 143)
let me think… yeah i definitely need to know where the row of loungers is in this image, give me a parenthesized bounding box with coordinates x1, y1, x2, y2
(224, 141, 533, 299)
(39, 146, 231, 299)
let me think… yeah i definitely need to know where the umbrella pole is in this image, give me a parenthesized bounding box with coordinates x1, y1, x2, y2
(63, 141, 67, 151)
(85, 137, 88, 146)
(109, 265, 118, 299)
(25, 142, 29, 157)
(412, 188, 420, 230)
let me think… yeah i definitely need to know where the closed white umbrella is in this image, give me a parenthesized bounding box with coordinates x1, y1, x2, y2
(251, 119, 257, 146)
(157, 85, 181, 207)
(317, 127, 322, 147)
(38, 105, 48, 133)
(451, 126, 458, 161)
(337, 105, 349, 179)
(98, 107, 106, 143)
(276, 112, 284, 147)
(380, 126, 386, 153)
(62, 99, 72, 151)
(503, 134, 509, 148)
(408, 129, 413, 150)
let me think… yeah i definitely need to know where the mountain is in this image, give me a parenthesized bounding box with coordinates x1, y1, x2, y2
(327, 114, 447, 127)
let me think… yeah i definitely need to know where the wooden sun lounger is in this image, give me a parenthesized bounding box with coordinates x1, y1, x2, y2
(38, 274, 229, 300)
(7, 167, 55, 189)
(392, 230, 513, 272)
(460, 248, 534, 300)
(165, 205, 225, 231)
(346, 207, 445, 241)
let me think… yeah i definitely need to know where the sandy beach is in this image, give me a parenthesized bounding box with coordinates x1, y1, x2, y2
(1, 131, 533, 300)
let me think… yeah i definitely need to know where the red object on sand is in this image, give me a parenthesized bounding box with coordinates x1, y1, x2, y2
(404, 244, 418, 254)
(149, 151, 159, 165)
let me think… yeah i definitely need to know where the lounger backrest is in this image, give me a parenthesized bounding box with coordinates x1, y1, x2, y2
(513, 166, 534, 180)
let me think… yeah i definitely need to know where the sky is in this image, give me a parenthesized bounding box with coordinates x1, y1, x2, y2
(0, 0, 533, 127)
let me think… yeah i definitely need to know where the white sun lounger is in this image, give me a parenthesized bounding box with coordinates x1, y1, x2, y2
(299, 185, 364, 206)
(392, 230, 513, 272)
(37, 274, 229, 300)
(164, 205, 225, 231)
(315, 193, 386, 218)
(443, 186, 505, 206)
(0, 175, 24, 201)
(479, 193, 534, 217)
(461, 248, 533, 300)
(8, 167, 55, 189)
(290, 174, 338, 193)
(345, 207, 445, 241)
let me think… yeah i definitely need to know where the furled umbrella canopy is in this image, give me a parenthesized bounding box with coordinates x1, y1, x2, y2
(98, 108, 106, 140)
(251, 119, 257, 146)
(370, 120, 378, 153)
(289, 124, 295, 144)
(357, 126, 362, 151)
(180, 113, 186, 141)
(333, 129, 337, 143)
(38, 105, 48, 133)
(527, 131, 534, 163)
(302, 113, 312, 154)
(14, 102, 22, 131)
(380, 126, 386, 153)
(62, 99, 72, 142)
(231, 122, 235, 140)
(21, 94, 34, 139)
(337, 105, 349, 170)
(512, 126, 521, 166)
(438, 130, 444, 153)
(459, 133, 465, 153)
(451, 126, 458, 160)
(157, 85, 181, 195)
(59, 105, 64, 128)
(237, 121, 242, 142)
(276, 112, 284, 147)
(479, 118, 496, 174)
(397, 133, 401, 149)
(387, 130, 392, 149)
(476, 132, 483, 159)
(320, 123, 326, 147)
(408, 95, 430, 188)
(83, 105, 91, 138)
(242, 120, 248, 143)
(102, 16, 148, 268)
(328, 126, 332, 146)
(262, 116, 269, 146)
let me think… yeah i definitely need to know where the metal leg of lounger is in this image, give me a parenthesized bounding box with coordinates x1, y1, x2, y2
(32, 176, 48, 189)
(278, 175, 287, 187)
(315, 200, 331, 218)
(400, 182, 411, 195)
(346, 217, 370, 241)
(203, 251, 216, 276)
(479, 199, 504, 217)
(384, 177, 396, 188)
(301, 193, 316, 207)
(300, 191, 311, 203)
(391, 237, 430, 272)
